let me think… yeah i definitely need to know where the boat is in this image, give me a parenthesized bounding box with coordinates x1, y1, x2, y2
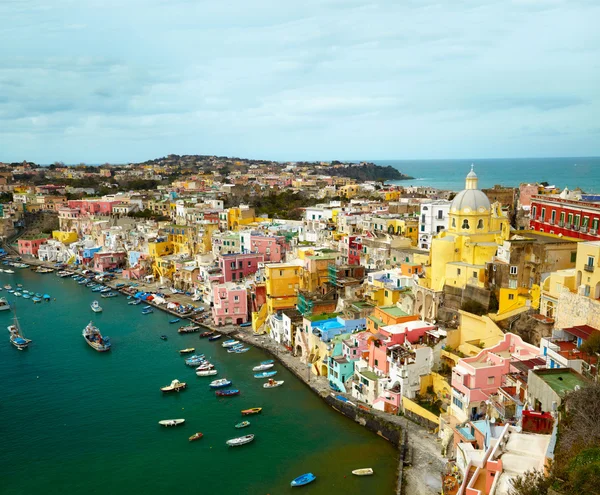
(263, 379, 284, 389)
(158, 419, 185, 427)
(226, 434, 254, 447)
(32, 297, 41, 303)
(160, 335, 168, 341)
(8, 312, 31, 350)
(290, 473, 316, 487)
(235, 421, 251, 429)
(35, 293, 42, 298)
(100, 287, 112, 293)
(100, 292, 117, 298)
(216, 389, 240, 397)
(209, 378, 232, 388)
(253, 363, 274, 372)
(179, 348, 195, 354)
(189, 432, 203, 442)
(14, 292, 21, 297)
(185, 354, 205, 361)
(178, 324, 199, 333)
(141, 308, 153, 315)
(0, 297, 10, 311)
(4, 269, 14, 274)
(260, 360, 274, 365)
(196, 369, 218, 377)
(254, 371, 277, 379)
(160, 379, 187, 393)
(234, 347, 250, 353)
(92, 286, 103, 292)
(8, 290, 14, 293)
(195, 363, 214, 370)
(3, 285, 11, 290)
(352, 468, 374, 476)
(222, 339, 240, 348)
(241, 407, 262, 416)
(43, 294, 51, 301)
(86, 282, 96, 287)
(91, 300, 103, 313)
(22, 294, 31, 299)
(208, 334, 222, 341)
(78, 279, 87, 285)
(239, 321, 252, 327)
(169, 318, 181, 324)
(199, 331, 214, 338)
(82, 321, 111, 352)
(128, 298, 141, 305)
(227, 345, 244, 353)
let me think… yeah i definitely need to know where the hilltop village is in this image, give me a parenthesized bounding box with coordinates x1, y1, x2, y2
(1, 156, 599, 494)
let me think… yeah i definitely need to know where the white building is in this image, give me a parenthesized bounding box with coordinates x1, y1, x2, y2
(418, 200, 451, 250)
(38, 240, 73, 263)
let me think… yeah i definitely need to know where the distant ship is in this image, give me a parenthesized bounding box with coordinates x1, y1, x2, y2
(82, 321, 111, 352)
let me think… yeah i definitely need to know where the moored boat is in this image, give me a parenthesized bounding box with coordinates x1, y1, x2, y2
(216, 389, 240, 397)
(209, 378, 232, 388)
(254, 371, 277, 379)
(100, 292, 117, 298)
(160, 379, 187, 393)
(352, 468, 374, 476)
(169, 318, 181, 324)
(128, 298, 141, 305)
(260, 359, 274, 365)
(196, 369, 218, 377)
(263, 379, 284, 389)
(291, 473, 316, 487)
(91, 300, 103, 313)
(8, 312, 31, 350)
(158, 419, 185, 427)
(226, 434, 254, 447)
(208, 334, 222, 341)
(234, 347, 250, 353)
(0, 297, 11, 311)
(235, 421, 251, 429)
(160, 335, 168, 341)
(199, 331, 214, 338)
(179, 348, 195, 354)
(253, 363, 274, 371)
(189, 432, 203, 442)
(241, 407, 262, 416)
(222, 339, 239, 348)
(178, 324, 199, 333)
(141, 308, 153, 315)
(82, 321, 111, 352)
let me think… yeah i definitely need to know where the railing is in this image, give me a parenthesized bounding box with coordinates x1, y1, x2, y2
(584, 264, 595, 272)
(590, 228, 598, 235)
(565, 223, 571, 229)
(580, 226, 588, 233)
(572, 225, 579, 231)
(558, 221, 564, 227)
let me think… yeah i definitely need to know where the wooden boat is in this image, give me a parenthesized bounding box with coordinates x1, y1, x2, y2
(226, 434, 254, 447)
(263, 379, 284, 389)
(178, 324, 199, 334)
(216, 389, 240, 397)
(179, 348, 195, 354)
(241, 407, 262, 416)
(128, 299, 141, 306)
(196, 369, 218, 377)
(160, 379, 187, 393)
(352, 468, 374, 476)
(209, 378, 232, 388)
(199, 331, 214, 338)
(158, 419, 185, 427)
(253, 363, 274, 371)
(8, 312, 31, 350)
(254, 371, 277, 379)
(188, 432, 203, 442)
(169, 318, 181, 324)
(291, 473, 316, 487)
(160, 335, 168, 341)
(208, 334, 222, 341)
(235, 421, 250, 429)
(100, 292, 117, 298)
(82, 321, 111, 352)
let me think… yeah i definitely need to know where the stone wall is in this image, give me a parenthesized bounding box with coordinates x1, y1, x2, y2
(555, 290, 600, 328)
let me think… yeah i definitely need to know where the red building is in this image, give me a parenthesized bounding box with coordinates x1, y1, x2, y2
(18, 235, 50, 256)
(341, 235, 362, 265)
(529, 195, 600, 241)
(68, 199, 120, 215)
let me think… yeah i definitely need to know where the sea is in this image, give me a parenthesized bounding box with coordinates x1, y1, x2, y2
(0, 270, 397, 495)
(377, 157, 600, 193)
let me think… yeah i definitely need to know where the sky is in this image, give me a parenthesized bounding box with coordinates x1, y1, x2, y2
(1, 0, 599, 164)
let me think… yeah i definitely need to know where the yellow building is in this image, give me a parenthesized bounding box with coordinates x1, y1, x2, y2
(197, 222, 219, 254)
(575, 241, 600, 299)
(340, 184, 360, 199)
(299, 251, 339, 292)
(540, 268, 576, 319)
(52, 230, 78, 244)
(425, 167, 510, 292)
(265, 262, 302, 315)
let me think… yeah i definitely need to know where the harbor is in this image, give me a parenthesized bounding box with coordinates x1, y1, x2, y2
(0, 267, 398, 495)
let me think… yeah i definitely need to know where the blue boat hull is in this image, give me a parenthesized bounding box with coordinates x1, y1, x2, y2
(291, 473, 316, 487)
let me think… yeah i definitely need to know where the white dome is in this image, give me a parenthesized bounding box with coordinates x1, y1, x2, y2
(451, 189, 490, 213)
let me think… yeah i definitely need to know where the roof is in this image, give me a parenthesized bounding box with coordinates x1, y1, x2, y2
(451, 188, 491, 212)
(379, 306, 408, 317)
(535, 369, 587, 396)
(563, 324, 600, 341)
(359, 370, 379, 381)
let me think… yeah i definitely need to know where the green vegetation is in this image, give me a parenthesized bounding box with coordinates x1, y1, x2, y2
(127, 209, 169, 221)
(461, 300, 487, 315)
(317, 163, 413, 182)
(250, 190, 316, 220)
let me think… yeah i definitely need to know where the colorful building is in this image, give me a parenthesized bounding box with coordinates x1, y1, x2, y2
(264, 261, 302, 315)
(212, 283, 248, 326)
(218, 252, 264, 283)
(18, 234, 50, 256)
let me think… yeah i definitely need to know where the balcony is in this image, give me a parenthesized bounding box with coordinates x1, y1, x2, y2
(572, 225, 579, 231)
(590, 228, 598, 235)
(565, 223, 571, 229)
(580, 226, 588, 233)
(584, 264, 595, 272)
(558, 221, 564, 227)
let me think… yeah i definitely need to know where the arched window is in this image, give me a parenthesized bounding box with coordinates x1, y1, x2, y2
(452, 218, 456, 228)
(462, 219, 470, 229)
(477, 219, 484, 229)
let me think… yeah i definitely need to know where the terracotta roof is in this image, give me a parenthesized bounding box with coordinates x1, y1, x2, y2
(562, 324, 600, 341)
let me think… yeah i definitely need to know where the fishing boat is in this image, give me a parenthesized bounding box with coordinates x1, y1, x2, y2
(178, 324, 199, 334)
(186, 359, 206, 367)
(209, 378, 232, 389)
(208, 334, 222, 341)
(234, 347, 250, 353)
(199, 331, 214, 338)
(241, 407, 262, 416)
(35, 293, 42, 298)
(263, 379, 284, 389)
(86, 282, 96, 287)
(169, 318, 181, 324)
(352, 468, 374, 476)
(0, 297, 10, 311)
(160, 379, 187, 393)
(188, 432, 203, 442)
(92, 286, 103, 292)
(91, 300, 103, 313)
(260, 359, 274, 365)
(160, 335, 168, 341)
(235, 421, 251, 429)
(227, 345, 244, 353)
(3, 285, 11, 290)
(222, 339, 240, 348)
(216, 389, 240, 397)
(82, 321, 111, 352)
(78, 279, 87, 285)
(196, 363, 214, 370)
(8, 312, 31, 350)
(196, 369, 218, 377)
(253, 363, 274, 372)
(179, 348, 195, 354)
(290, 473, 316, 487)
(185, 353, 205, 361)
(158, 419, 185, 427)
(141, 308, 153, 315)
(254, 371, 277, 379)
(100, 287, 112, 294)
(128, 298, 141, 305)
(101, 292, 117, 298)
(226, 434, 254, 447)
(43, 294, 51, 301)
(4, 269, 14, 274)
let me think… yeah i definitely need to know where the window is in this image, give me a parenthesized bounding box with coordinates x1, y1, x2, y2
(421, 214, 426, 223)
(541, 208, 546, 220)
(462, 219, 470, 229)
(437, 210, 444, 219)
(230, 261, 236, 268)
(587, 256, 595, 267)
(509, 280, 517, 289)
(532, 206, 537, 218)
(551, 210, 556, 223)
(374, 359, 378, 366)
(510, 266, 518, 275)
(508, 294, 515, 300)
(457, 268, 461, 275)
(593, 219, 599, 231)
(453, 397, 463, 410)
(248, 261, 252, 267)
(385, 290, 388, 297)
(279, 270, 283, 276)
(560, 212, 565, 224)
(420, 225, 425, 232)
(452, 218, 456, 228)
(473, 271, 477, 278)
(487, 376, 495, 385)
(567, 213, 573, 226)
(575, 215, 580, 228)
(571, 252, 577, 263)
(583, 216, 589, 228)
(477, 219, 484, 229)
(231, 273, 236, 280)
(234, 296, 239, 302)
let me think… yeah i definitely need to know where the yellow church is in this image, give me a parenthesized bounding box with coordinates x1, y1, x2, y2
(424, 166, 510, 292)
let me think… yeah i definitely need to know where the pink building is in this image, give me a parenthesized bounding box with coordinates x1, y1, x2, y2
(68, 199, 120, 215)
(342, 331, 372, 361)
(212, 283, 248, 326)
(518, 183, 539, 207)
(18, 235, 50, 256)
(93, 252, 126, 273)
(451, 333, 540, 422)
(246, 234, 289, 262)
(218, 252, 264, 283)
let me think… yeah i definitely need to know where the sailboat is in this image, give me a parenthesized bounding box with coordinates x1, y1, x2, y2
(8, 309, 31, 350)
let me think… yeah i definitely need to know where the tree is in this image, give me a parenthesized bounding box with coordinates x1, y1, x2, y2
(508, 469, 550, 495)
(580, 332, 600, 356)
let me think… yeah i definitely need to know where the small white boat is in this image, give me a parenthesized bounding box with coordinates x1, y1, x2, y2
(253, 363, 274, 372)
(222, 340, 240, 348)
(160, 379, 187, 393)
(226, 434, 255, 447)
(158, 419, 185, 427)
(91, 300, 103, 313)
(352, 468, 374, 476)
(4, 269, 14, 274)
(263, 379, 284, 389)
(196, 369, 218, 377)
(0, 297, 11, 311)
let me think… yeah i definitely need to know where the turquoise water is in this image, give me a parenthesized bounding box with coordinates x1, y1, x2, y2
(0, 270, 397, 494)
(378, 157, 600, 193)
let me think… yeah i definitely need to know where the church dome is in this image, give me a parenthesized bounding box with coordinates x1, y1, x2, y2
(450, 165, 491, 214)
